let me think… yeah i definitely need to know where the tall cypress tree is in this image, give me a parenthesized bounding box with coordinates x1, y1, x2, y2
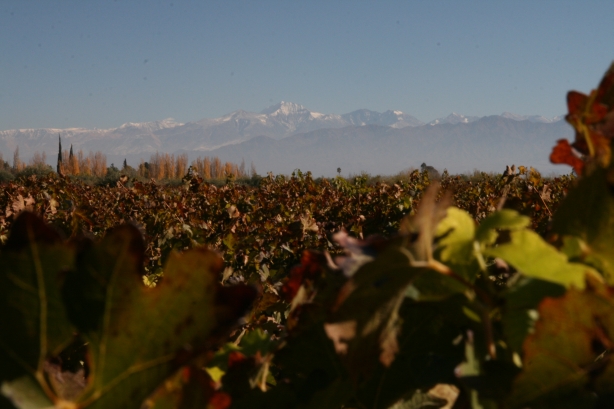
(69, 144, 75, 175)
(57, 134, 63, 175)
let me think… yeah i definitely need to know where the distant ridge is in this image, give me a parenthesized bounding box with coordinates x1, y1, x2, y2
(199, 115, 573, 177)
(0, 102, 567, 176)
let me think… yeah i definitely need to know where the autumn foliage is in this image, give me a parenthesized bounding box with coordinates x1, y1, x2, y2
(3, 63, 614, 409)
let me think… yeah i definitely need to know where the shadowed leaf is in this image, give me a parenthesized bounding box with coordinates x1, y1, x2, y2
(0, 212, 74, 402)
(506, 279, 614, 409)
(551, 165, 614, 284)
(65, 230, 254, 408)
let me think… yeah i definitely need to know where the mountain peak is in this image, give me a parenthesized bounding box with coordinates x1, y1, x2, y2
(260, 101, 308, 116)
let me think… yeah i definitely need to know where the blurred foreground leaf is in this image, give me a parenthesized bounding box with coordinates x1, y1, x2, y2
(0, 212, 255, 409)
(507, 278, 614, 409)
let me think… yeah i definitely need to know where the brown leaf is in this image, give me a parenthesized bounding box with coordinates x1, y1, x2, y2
(299, 213, 318, 233)
(10, 194, 36, 216)
(227, 205, 240, 218)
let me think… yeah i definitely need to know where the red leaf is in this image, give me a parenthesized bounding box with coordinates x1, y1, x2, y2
(227, 351, 247, 368)
(280, 251, 326, 302)
(208, 392, 232, 409)
(550, 139, 584, 175)
(567, 90, 608, 125)
(281, 266, 304, 302)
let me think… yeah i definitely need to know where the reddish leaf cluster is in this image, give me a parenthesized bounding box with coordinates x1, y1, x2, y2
(551, 63, 614, 173)
(281, 250, 327, 302)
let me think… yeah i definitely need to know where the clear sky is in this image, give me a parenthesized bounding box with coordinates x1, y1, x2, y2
(1, 0, 613, 130)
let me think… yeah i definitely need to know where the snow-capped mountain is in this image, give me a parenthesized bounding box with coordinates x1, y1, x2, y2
(0, 102, 568, 175)
(116, 118, 183, 133)
(500, 112, 564, 123)
(428, 112, 564, 126)
(428, 113, 480, 126)
(341, 109, 424, 128)
(257, 101, 347, 132)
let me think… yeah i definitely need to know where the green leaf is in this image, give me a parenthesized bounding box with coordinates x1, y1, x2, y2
(62, 225, 254, 408)
(484, 230, 597, 289)
(0, 212, 75, 399)
(405, 270, 467, 301)
(551, 166, 614, 283)
(435, 207, 480, 282)
(475, 209, 530, 245)
(0, 376, 53, 409)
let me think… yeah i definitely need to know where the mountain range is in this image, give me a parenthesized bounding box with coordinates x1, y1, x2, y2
(0, 102, 571, 176)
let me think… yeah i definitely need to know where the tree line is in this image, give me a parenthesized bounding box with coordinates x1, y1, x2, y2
(2, 135, 256, 181)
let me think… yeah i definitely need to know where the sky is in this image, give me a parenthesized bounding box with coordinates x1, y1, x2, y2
(1, 0, 614, 130)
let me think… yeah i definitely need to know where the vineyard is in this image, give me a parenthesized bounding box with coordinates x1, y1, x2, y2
(1, 63, 614, 408)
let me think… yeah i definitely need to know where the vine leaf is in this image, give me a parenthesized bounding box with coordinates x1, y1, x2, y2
(354, 297, 466, 409)
(63, 225, 255, 408)
(474, 209, 530, 245)
(434, 207, 477, 282)
(502, 277, 566, 354)
(0, 212, 75, 402)
(554, 62, 614, 170)
(399, 181, 452, 266)
(550, 139, 585, 175)
(506, 279, 614, 409)
(410, 207, 530, 301)
(484, 229, 599, 289)
(551, 166, 614, 284)
(325, 239, 423, 374)
(1, 212, 256, 409)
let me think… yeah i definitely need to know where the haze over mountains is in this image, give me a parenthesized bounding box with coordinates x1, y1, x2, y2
(0, 101, 571, 176)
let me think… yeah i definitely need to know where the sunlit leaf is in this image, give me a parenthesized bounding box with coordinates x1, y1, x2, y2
(485, 229, 598, 289)
(475, 209, 530, 245)
(435, 207, 479, 281)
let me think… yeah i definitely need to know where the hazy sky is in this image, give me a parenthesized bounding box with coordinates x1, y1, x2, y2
(1, 0, 613, 130)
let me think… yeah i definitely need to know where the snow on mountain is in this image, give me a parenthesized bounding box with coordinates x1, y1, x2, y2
(342, 109, 424, 128)
(429, 113, 480, 126)
(427, 112, 564, 126)
(117, 118, 183, 132)
(260, 101, 308, 116)
(256, 101, 345, 132)
(0, 102, 568, 172)
(208, 115, 575, 177)
(500, 112, 564, 123)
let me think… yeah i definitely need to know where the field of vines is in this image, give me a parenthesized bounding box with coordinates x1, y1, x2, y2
(2, 63, 614, 409)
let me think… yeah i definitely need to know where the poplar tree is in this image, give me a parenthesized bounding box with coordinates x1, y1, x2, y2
(57, 134, 63, 175)
(12, 146, 20, 171)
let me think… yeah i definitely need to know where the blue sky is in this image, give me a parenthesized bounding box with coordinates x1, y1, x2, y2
(1, 0, 613, 130)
